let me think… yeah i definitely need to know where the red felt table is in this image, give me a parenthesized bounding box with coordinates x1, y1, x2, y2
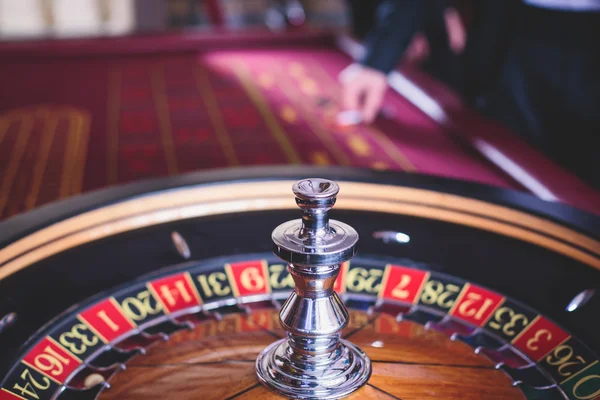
(0, 29, 598, 219)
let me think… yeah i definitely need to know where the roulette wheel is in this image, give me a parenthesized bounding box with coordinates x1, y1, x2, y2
(0, 166, 599, 399)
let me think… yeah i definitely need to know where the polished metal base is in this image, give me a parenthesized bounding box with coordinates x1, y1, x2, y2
(256, 338, 372, 399)
(257, 179, 371, 398)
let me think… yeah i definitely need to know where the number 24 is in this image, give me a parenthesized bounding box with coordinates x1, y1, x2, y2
(12, 369, 50, 399)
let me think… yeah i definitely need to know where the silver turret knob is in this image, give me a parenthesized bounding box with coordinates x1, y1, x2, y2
(256, 178, 371, 399)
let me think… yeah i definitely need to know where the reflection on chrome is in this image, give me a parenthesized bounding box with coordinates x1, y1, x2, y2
(0, 312, 17, 334)
(373, 231, 411, 244)
(171, 231, 191, 260)
(256, 178, 371, 399)
(566, 289, 595, 312)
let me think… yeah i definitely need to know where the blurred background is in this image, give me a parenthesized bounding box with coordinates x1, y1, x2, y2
(0, 0, 598, 220)
(0, 0, 349, 39)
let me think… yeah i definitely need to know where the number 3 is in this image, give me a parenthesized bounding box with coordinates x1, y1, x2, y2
(526, 329, 551, 351)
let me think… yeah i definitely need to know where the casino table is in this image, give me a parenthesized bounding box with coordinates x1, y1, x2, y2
(0, 166, 599, 400)
(0, 29, 599, 221)
(1, 29, 600, 400)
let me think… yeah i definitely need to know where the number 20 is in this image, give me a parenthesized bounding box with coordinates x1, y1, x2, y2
(121, 290, 162, 321)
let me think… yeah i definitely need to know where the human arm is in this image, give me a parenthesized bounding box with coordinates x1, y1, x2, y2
(341, 1, 451, 122)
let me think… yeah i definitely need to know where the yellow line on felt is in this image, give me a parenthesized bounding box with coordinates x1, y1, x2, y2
(0, 112, 34, 216)
(59, 110, 79, 198)
(107, 67, 121, 185)
(364, 125, 417, 172)
(0, 116, 10, 148)
(275, 63, 350, 166)
(194, 65, 240, 166)
(151, 64, 179, 175)
(232, 61, 302, 164)
(25, 110, 58, 209)
(70, 110, 91, 196)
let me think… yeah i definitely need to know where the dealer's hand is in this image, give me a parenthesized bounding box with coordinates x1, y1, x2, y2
(340, 64, 388, 124)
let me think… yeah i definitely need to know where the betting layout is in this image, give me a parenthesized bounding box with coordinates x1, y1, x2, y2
(1, 255, 598, 400)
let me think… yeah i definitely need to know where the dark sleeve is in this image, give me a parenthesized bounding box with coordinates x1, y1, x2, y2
(359, 0, 430, 74)
(463, 0, 521, 99)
